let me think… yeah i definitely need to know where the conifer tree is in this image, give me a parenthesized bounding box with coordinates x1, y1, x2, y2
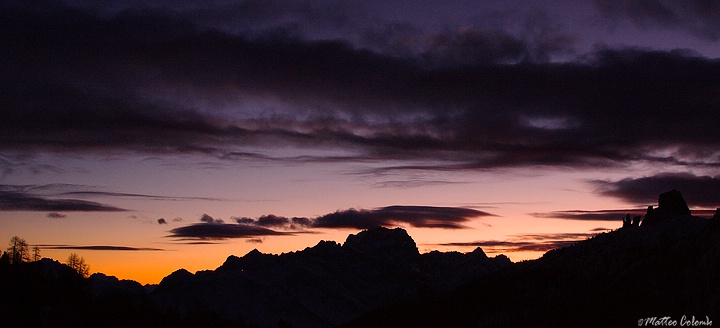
(32, 246, 41, 261)
(66, 253, 90, 278)
(7, 236, 29, 264)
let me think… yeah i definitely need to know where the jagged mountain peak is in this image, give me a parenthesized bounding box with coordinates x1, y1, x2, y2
(156, 268, 194, 290)
(342, 226, 419, 260)
(148, 226, 509, 327)
(241, 248, 270, 261)
(217, 248, 279, 272)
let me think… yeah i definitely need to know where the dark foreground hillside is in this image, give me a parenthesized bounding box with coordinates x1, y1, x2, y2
(346, 191, 720, 327)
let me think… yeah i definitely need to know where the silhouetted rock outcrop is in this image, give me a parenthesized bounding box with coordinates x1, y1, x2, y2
(343, 226, 419, 261)
(643, 189, 692, 225)
(659, 189, 691, 215)
(622, 213, 632, 227)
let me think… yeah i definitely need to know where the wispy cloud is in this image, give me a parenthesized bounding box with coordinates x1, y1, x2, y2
(372, 179, 468, 189)
(12, 183, 226, 202)
(58, 191, 227, 202)
(38, 244, 166, 251)
(440, 232, 600, 253)
(0, 190, 126, 212)
(530, 209, 646, 221)
(0, 183, 233, 213)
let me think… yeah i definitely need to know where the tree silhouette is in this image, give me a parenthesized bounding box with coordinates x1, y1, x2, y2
(32, 246, 41, 261)
(66, 253, 90, 278)
(7, 236, 29, 264)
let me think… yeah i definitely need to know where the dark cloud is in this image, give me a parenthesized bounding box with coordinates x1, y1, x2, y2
(531, 209, 646, 221)
(199, 214, 217, 223)
(595, 0, 720, 40)
(47, 212, 67, 219)
(291, 216, 312, 227)
(312, 206, 493, 229)
(157, 218, 167, 224)
(215, 205, 490, 235)
(167, 223, 289, 241)
(591, 173, 720, 207)
(441, 232, 600, 253)
(1, 2, 719, 174)
(256, 214, 291, 227)
(168, 205, 487, 243)
(422, 29, 527, 66)
(406, 9, 575, 66)
(233, 216, 255, 224)
(38, 244, 165, 251)
(0, 190, 126, 212)
(249, 214, 315, 229)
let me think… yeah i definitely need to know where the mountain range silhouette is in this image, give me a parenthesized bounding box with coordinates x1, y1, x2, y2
(152, 226, 510, 327)
(347, 190, 720, 327)
(1, 190, 718, 327)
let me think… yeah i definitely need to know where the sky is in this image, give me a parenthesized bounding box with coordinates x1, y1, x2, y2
(2, 0, 720, 284)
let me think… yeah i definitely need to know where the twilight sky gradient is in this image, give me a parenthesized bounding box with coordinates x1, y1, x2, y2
(2, 0, 720, 284)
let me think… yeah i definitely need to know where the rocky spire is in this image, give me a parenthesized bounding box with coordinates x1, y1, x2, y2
(641, 189, 691, 226)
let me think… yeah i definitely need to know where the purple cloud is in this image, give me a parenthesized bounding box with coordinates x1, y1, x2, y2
(167, 223, 289, 241)
(591, 173, 720, 207)
(313, 206, 494, 229)
(1, 3, 718, 175)
(38, 244, 165, 251)
(0, 190, 126, 212)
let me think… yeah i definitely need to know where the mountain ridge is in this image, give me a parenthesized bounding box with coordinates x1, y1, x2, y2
(345, 191, 720, 327)
(151, 226, 511, 327)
